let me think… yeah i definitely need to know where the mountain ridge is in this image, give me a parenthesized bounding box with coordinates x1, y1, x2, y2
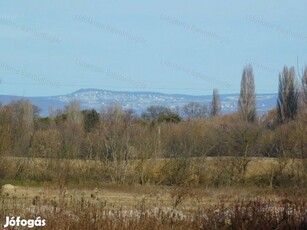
(0, 88, 277, 117)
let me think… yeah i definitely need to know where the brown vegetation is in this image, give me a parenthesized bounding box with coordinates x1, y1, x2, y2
(1, 65, 307, 229)
(0, 186, 306, 229)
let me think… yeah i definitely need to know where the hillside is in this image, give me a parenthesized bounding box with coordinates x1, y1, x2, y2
(0, 88, 277, 116)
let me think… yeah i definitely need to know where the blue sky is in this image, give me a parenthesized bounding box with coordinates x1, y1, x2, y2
(0, 0, 306, 96)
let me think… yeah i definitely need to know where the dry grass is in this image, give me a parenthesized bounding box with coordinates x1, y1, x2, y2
(1, 185, 306, 229)
(1, 156, 306, 229)
(1, 156, 305, 187)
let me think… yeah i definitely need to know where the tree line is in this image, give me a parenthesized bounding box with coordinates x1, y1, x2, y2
(0, 64, 307, 160)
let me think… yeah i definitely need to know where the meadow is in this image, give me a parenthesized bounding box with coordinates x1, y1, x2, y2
(1, 157, 307, 229)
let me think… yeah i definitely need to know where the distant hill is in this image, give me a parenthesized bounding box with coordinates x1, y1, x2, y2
(0, 88, 277, 117)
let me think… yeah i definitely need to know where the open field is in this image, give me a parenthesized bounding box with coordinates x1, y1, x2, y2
(1, 157, 307, 229)
(1, 185, 306, 229)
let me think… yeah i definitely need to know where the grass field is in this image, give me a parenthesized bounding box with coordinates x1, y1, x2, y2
(1, 156, 306, 229)
(1, 184, 306, 229)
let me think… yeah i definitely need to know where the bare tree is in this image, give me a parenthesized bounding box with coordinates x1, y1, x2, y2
(142, 105, 173, 122)
(277, 66, 299, 123)
(63, 100, 84, 158)
(66, 100, 83, 125)
(182, 102, 208, 119)
(238, 64, 257, 123)
(31, 129, 61, 158)
(100, 103, 125, 123)
(211, 89, 221, 117)
(10, 100, 34, 156)
(301, 67, 307, 111)
(0, 105, 14, 155)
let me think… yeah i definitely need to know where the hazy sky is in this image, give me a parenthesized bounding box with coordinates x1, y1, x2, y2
(0, 0, 306, 96)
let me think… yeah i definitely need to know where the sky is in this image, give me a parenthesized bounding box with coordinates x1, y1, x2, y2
(0, 0, 307, 97)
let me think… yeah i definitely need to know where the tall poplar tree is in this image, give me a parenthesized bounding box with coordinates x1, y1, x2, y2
(211, 89, 221, 117)
(238, 64, 257, 123)
(277, 66, 299, 122)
